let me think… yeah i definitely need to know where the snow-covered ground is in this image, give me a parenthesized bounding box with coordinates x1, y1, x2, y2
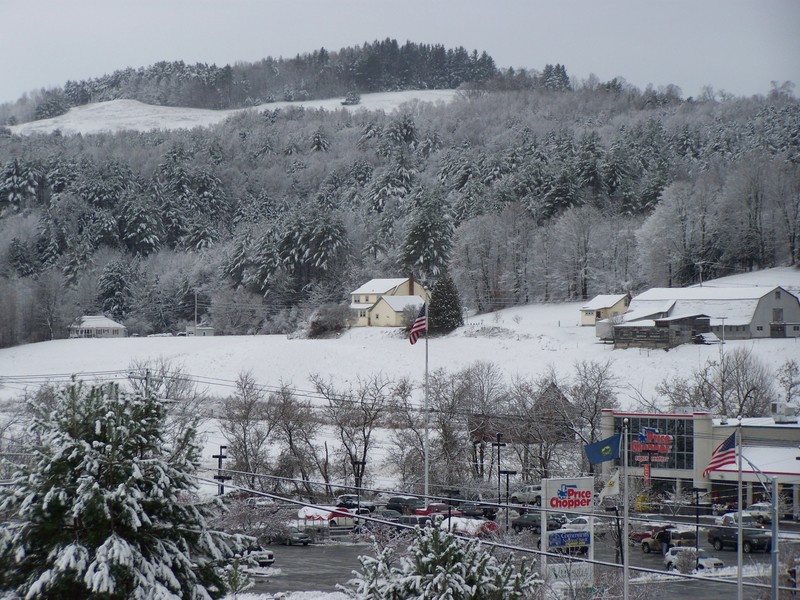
(1, 267, 798, 408)
(8, 90, 459, 136)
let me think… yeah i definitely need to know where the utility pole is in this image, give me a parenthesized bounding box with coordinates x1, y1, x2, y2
(212, 445, 231, 496)
(491, 433, 506, 507)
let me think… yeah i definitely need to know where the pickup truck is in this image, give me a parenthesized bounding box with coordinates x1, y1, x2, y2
(510, 485, 542, 505)
(707, 516, 771, 553)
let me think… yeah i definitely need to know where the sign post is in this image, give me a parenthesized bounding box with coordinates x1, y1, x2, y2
(542, 476, 594, 587)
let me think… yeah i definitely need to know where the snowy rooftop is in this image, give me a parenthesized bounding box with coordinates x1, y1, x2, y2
(621, 300, 676, 321)
(379, 295, 424, 311)
(351, 278, 410, 295)
(72, 315, 126, 329)
(714, 446, 800, 477)
(635, 286, 782, 301)
(581, 294, 628, 310)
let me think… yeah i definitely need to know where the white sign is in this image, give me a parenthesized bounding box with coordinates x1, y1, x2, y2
(541, 476, 594, 587)
(547, 562, 593, 586)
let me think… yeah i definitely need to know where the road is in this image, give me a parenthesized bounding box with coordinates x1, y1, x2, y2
(249, 525, 786, 598)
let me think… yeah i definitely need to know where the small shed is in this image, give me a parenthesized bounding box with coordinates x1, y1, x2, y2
(69, 315, 127, 338)
(580, 293, 631, 326)
(186, 324, 215, 337)
(613, 314, 711, 349)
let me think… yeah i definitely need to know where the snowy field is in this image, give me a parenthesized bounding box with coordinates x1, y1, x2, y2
(8, 90, 459, 136)
(1, 266, 798, 408)
(1, 266, 799, 499)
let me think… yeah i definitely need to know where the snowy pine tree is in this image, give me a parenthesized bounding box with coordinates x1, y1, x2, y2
(344, 526, 540, 600)
(0, 381, 245, 599)
(428, 275, 464, 333)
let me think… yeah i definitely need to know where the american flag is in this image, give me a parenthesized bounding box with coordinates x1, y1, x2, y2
(409, 303, 427, 345)
(703, 432, 737, 477)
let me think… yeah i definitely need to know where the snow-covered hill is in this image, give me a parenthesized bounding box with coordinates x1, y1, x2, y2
(8, 90, 459, 136)
(1, 267, 798, 409)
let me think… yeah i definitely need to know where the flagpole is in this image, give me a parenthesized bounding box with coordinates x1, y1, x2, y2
(737, 419, 743, 600)
(423, 304, 430, 503)
(623, 418, 629, 600)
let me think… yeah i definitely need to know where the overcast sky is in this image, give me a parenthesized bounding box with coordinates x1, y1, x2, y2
(1, 0, 798, 105)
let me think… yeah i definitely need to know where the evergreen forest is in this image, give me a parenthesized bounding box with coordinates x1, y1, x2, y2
(0, 40, 798, 348)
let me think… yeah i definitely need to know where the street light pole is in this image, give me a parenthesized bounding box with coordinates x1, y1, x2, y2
(500, 470, 517, 533)
(491, 433, 506, 507)
(692, 487, 704, 571)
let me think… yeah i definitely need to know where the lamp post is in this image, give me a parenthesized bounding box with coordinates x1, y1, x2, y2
(692, 487, 705, 571)
(352, 459, 366, 515)
(491, 433, 506, 507)
(605, 505, 624, 564)
(500, 469, 517, 532)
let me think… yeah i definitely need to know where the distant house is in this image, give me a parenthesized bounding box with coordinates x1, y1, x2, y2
(580, 293, 631, 326)
(186, 324, 215, 337)
(69, 315, 127, 338)
(349, 277, 429, 327)
(603, 285, 800, 347)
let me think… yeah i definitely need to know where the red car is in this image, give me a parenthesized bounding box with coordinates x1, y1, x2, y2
(415, 503, 463, 517)
(629, 525, 672, 544)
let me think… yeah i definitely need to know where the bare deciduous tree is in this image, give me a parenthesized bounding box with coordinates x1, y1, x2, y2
(220, 371, 275, 491)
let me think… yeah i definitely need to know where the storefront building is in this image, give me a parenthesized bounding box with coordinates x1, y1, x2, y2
(599, 409, 800, 517)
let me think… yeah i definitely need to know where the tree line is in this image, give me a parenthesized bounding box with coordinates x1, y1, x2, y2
(0, 77, 797, 347)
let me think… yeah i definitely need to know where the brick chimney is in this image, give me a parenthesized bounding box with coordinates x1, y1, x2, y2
(408, 272, 414, 295)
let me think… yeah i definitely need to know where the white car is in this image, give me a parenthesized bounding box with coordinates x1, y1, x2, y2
(715, 511, 761, 527)
(560, 516, 610, 538)
(746, 502, 773, 524)
(664, 547, 723, 571)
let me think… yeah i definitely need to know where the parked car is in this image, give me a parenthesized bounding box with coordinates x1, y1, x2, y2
(244, 545, 275, 567)
(439, 516, 499, 538)
(560, 516, 611, 539)
(457, 502, 497, 520)
(415, 502, 462, 517)
(663, 547, 723, 571)
(397, 515, 434, 529)
(715, 511, 763, 527)
(629, 524, 671, 545)
(510, 512, 561, 533)
(371, 508, 402, 523)
(510, 485, 542, 505)
(707, 518, 771, 553)
(336, 494, 376, 512)
(746, 502, 773, 524)
(266, 526, 311, 546)
(641, 528, 696, 553)
(386, 496, 426, 515)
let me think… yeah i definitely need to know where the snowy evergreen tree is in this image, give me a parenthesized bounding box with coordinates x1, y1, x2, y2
(428, 275, 464, 333)
(0, 381, 245, 599)
(344, 526, 539, 600)
(401, 190, 453, 278)
(97, 260, 137, 319)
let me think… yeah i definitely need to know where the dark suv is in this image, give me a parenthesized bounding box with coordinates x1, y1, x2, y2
(511, 512, 562, 533)
(386, 496, 425, 515)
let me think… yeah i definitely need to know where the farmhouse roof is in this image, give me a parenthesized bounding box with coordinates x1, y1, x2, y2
(351, 278, 410, 295)
(378, 295, 424, 311)
(581, 294, 628, 310)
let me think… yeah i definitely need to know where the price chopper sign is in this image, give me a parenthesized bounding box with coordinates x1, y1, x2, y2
(631, 427, 673, 464)
(541, 476, 594, 587)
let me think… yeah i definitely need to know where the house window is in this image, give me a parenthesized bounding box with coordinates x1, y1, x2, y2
(794, 325, 800, 331)
(773, 308, 784, 322)
(775, 290, 781, 299)
(756, 326, 763, 331)
(359, 310, 366, 318)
